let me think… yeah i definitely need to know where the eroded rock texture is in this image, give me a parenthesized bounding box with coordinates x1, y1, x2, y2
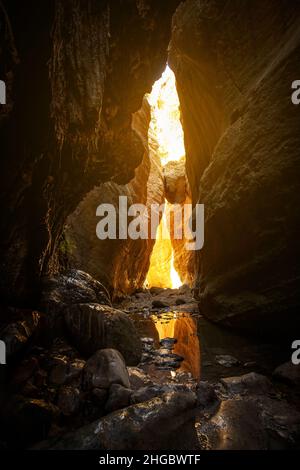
(65, 99, 165, 296)
(0, 0, 180, 306)
(170, 0, 300, 335)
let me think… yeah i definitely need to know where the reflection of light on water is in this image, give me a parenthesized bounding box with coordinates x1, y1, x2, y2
(151, 312, 201, 379)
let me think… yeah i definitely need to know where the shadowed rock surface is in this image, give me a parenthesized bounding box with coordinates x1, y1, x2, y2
(0, 0, 180, 305)
(169, 0, 300, 335)
(65, 304, 142, 365)
(65, 100, 164, 296)
(36, 391, 197, 450)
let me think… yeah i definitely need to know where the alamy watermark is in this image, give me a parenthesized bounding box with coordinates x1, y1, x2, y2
(96, 197, 204, 251)
(0, 340, 6, 364)
(291, 340, 300, 365)
(291, 80, 300, 105)
(0, 80, 6, 105)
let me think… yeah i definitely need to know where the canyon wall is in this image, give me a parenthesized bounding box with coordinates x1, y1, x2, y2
(0, 0, 180, 306)
(65, 100, 165, 297)
(170, 0, 300, 335)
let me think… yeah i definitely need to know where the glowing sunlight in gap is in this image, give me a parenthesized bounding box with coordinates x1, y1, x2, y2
(147, 66, 185, 166)
(146, 66, 185, 289)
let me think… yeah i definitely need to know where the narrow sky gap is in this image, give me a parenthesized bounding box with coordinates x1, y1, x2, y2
(146, 66, 185, 289)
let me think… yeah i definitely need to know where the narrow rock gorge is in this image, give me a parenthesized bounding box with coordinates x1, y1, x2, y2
(0, 0, 300, 453)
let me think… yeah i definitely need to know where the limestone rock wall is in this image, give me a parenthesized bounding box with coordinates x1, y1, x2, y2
(0, 0, 180, 306)
(164, 160, 195, 286)
(65, 100, 165, 297)
(170, 0, 300, 335)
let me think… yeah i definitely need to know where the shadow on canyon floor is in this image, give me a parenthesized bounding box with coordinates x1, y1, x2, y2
(0, 271, 299, 450)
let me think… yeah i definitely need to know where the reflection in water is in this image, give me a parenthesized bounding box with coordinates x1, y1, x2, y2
(152, 312, 201, 379)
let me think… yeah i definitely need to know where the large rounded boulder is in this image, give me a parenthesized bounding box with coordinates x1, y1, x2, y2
(64, 303, 142, 365)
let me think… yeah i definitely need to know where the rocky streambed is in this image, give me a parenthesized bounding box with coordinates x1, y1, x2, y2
(0, 269, 299, 450)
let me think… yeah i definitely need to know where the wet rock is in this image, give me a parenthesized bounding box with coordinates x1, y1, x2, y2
(257, 396, 300, 448)
(141, 337, 155, 352)
(273, 362, 300, 387)
(131, 385, 164, 404)
(49, 358, 85, 386)
(204, 400, 266, 450)
(105, 384, 132, 413)
(152, 300, 169, 309)
(0, 310, 41, 360)
(57, 386, 81, 416)
(154, 352, 183, 370)
(196, 381, 219, 409)
(196, 392, 300, 450)
(2, 396, 58, 447)
(33, 369, 48, 388)
(65, 303, 142, 365)
(134, 292, 148, 300)
(11, 356, 39, 387)
(41, 339, 79, 371)
(130, 383, 197, 404)
(221, 372, 274, 396)
(41, 269, 111, 315)
(160, 337, 177, 348)
(244, 361, 257, 368)
(215, 355, 239, 367)
(127, 367, 153, 390)
(39, 391, 197, 450)
(91, 388, 108, 406)
(83, 349, 130, 390)
(21, 380, 40, 398)
(149, 287, 165, 296)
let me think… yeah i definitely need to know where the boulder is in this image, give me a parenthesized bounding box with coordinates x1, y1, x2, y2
(196, 381, 219, 409)
(2, 396, 58, 447)
(104, 383, 132, 413)
(215, 355, 239, 368)
(221, 372, 274, 396)
(131, 385, 163, 404)
(65, 303, 142, 365)
(37, 391, 197, 450)
(83, 349, 130, 390)
(200, 399, 267, 450)
(41, 269, 111, 316)
(152, 300, 169, 309)
(57, 386, 81, 416)
(11, 357, 39, 387)
(91, 388, 108, 406)
(0, 310, 41, 360)
(49, 358, 85, 386)
(273, 362, 300, 387)
(127, 367, 153, 390)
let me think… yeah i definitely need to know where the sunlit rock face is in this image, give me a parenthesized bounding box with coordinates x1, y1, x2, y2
(65, 100, 165, 297)
(163, 159, 195, 285)
(66, 65, 195, 294)
(164, 159, 186, 204)
(170, 0, 300, 335)
(167, 196, 196, 287)
(146, 67, 195, 289)
(0, 0, 180, 305)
